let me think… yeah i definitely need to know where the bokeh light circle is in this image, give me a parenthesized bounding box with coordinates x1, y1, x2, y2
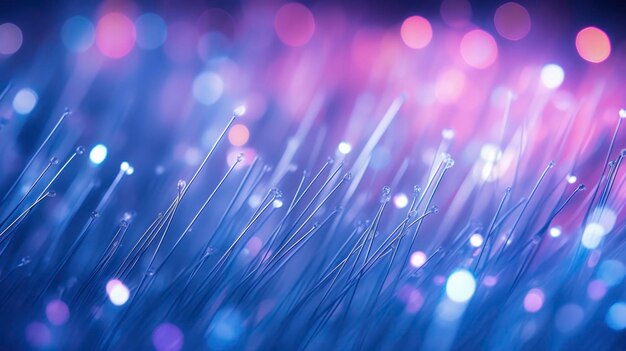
(445, 269, 476, 303)
(135, 13, 168, 50)
(62, 16, 95, 52)
(460, 29, 498, 69)
(192, 71, 224, 105)
(494, 2, 531, 41)
(400, 16, 433, 49)
(0, 23, 23, 55)
(153, 323, 184, 351)
(228, 124, 250, 146)
(13, 88, 38, 115)
(274, 3, 316, 47)
(96, 13, 136, 58)
(575, 26, 611, 63)
(540, 64, 564, 89)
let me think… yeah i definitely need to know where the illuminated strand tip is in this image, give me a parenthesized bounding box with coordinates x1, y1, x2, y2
(410, 251, 427, 268)
(469, 233, 483, 247)
(46, 190, 56, 198)
(271, 188, 283, 199)
(548, 160, 556, 168)
(445, 269, 476, 303)
(337, 141, 352, 155)
(429, 205, 439, 214)
(75, 146, 85, 155)
(177, 179, 186, 193)
(343, 172, 353, 181)
(505, 186, 512, 193)
(413, 185, 421, 196)
(540, 64, 565, 89)
(89, 144, 107, 165)
(549, 226, 562, 238)
(566, 174, 577, 184)
(577, 184, 585, 191)
(233, 105, 247, 117)
(381, 186, 391, 203)
(120, 162, 134, 175)
(50, 157, 59, 165)
(236, 152, 244, 162)
(445, 157, 455, 169)
(621, 149, 626, 157)
(442, 128, 455, 139)
(106, 279, 130, 306)
(619, 109, 626, 119)
(272, 198, 284, 208)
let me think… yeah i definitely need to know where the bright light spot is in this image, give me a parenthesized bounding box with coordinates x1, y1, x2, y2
(96, 13, 136, 58)
(445, 269, 476, 303)
(480, 144, 502, 162)
(442, 129, 455, 139)
(620, 109, 626, 119)
(62, 16, 95, 53)
(469, 233, 484, 247)
(593, 207, 617, 233)
(0, 23, 23, 55)
(540, 64, 565, 89)
(566, 174, 577, 184)
(581, 222, 605, 250)
(12, 88, 38, 115)
(494, 2, 531, 41)
(274, 3, 315, 47)
(228, 124, 250, 147)
(549, 226, 562, 238)
(393, 193, 409, 209)
(523, 288, 544, 313)
(106, 279, 130, 306)
(606, 302, 626, 330)
(135, 13, 168, 50)
(89, 144, 108, 165)
(576, 26, 611, 63)
(460, 29, 498, 69)
(272, 199, 284, 208)
(234, 105, 247, 117)
(410, 251, 427, 268)
(338, 141, 352, 155)
(192, 71, 224, 105)
(120, 162, 130, 171)
(400, 16, 433, 49)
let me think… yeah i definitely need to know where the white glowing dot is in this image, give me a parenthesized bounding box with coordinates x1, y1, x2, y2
(120, 162, 130, 171)
(582, 222, 605, 250)
(480, 144, 502, 162)
(540, 64, 565, 89)
(469, 233, 484, 247)
(106, 279, 129, 306)
(89, 144, 108, 165)
(13, 88, 38, 115)
(234, 105, 247, 117)
(442, 129, 455, 139)
(446, 269, 476, 303)
(272, 199, 284, 208)
(192, 71, 224, 105)
(125, 167, 135, 175)
(410, 251, 427, 268)
(566, 175, 577, 184)
(393, 193, 409, 209)
(338, 142, 352, 155)
(619, 109, 626, 119)
(549, 226, 562, 238)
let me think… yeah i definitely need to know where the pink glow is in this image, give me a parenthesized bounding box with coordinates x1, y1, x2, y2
(400, 16, 432, 49)
(96, 13, 136, 58)
(576, 26, 611, 63)
(523, 288, 545, 313)
(274, 3, 316, 47)
(460, 29, 498, 69)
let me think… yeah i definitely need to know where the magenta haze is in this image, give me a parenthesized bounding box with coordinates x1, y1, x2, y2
(1, 1, 626, 351)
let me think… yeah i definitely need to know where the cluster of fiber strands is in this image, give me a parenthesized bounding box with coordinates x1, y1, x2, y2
(1, 6, 626, 350)
(0, 89, 625, 350)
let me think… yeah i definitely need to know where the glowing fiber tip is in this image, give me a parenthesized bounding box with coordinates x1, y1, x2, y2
(89, 144, 108, 165)
(445, 269, 476, 303)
